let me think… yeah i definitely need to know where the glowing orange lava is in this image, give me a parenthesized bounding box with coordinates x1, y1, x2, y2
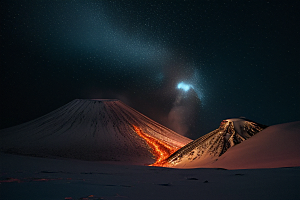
(132, 125, 178, 166)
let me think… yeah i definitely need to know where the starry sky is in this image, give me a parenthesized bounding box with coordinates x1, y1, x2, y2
(1, 1, 299, 139)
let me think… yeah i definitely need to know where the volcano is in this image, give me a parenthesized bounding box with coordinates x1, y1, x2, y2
(162, 118, 267, 167)
(0, 99, 192, 164)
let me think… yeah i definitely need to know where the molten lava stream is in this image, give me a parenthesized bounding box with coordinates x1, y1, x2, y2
(132, 125, 177, 166)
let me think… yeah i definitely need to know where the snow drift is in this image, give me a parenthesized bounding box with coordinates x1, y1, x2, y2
(0, 99, 192, 164)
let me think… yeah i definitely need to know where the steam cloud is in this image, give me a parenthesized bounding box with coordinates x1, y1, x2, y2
(168, 89, 200, 137)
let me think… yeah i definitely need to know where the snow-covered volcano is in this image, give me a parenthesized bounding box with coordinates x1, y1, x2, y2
(163, 118, 267, 167)
(0, 99, 192, 164)
(203, 121, 300, 169)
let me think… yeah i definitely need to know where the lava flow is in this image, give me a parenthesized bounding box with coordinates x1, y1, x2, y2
(132, 125, 177, 166)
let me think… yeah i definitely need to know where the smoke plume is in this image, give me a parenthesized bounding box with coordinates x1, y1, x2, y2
(168, 90, 200, 137)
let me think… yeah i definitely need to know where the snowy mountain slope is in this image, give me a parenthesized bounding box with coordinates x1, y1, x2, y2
(0, 99, 192, 164)
(162, 118, 267, 167)
(202, 121, 300, 169)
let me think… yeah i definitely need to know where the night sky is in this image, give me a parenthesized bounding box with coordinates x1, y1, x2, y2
(1, 1, 299, 139)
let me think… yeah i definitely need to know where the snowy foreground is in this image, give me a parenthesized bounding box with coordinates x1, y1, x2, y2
(1, 153, 299, 200)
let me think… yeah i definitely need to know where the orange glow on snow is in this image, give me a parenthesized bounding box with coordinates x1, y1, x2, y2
(132, 125, 177, 166)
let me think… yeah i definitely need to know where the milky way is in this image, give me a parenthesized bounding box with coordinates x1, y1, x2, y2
(1, 1, 300, 138)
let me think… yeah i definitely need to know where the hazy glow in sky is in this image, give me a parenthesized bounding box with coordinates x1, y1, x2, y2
(177, 75, 204, 103)
(177, 82, 193, 92)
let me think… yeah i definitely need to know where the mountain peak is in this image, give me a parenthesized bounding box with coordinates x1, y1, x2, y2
(0, 99, 192, 164)
(90, 99, 120, 102)
(158, 118, 267, 167)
